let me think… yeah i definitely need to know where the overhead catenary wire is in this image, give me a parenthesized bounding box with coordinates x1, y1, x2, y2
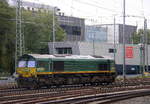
(74, 0, 121, 13)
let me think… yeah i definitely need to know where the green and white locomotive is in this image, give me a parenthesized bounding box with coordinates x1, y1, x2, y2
(16, 54, 117, 88)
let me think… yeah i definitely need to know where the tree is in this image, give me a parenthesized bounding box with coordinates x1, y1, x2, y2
(22, 10, 66, 54)
(132, 29, 150, 44)
(0, 2, 66, 73)
(0, 0, 15, 73)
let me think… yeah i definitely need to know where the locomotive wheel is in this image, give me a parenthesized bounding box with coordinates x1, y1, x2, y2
(17, 79, 23, 88)
(92, 76, 100, 83)
(26, 81, 39, 89)
(67, 78, 73, 85)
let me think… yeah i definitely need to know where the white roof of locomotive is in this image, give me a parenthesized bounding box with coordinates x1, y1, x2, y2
(29, 54, 113, 60)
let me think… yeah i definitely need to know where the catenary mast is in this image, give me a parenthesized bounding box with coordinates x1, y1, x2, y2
(15, 0, 24, 69)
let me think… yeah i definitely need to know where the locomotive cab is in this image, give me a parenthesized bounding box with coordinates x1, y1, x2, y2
(16, 54, 37, 78)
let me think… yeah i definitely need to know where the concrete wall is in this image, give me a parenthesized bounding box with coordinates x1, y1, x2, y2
(85, 26, 107, 42)
(105, 25, 119, 44)
(78, 42, 149, 66)
(48, 42, 80, 55)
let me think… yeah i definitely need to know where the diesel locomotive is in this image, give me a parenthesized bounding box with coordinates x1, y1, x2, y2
(16, 54, 117, 88)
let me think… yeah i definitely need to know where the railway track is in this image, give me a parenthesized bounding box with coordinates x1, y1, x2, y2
(1, 86, 150, 104)
(41, 89, 150, 104)
(0, 78, 150, 104)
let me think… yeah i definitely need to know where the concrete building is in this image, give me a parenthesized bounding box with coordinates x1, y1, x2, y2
(7, 0, 53, 11)
(48, 42, 150, 74)
(57, 15, 85, 41)
(85, 26, 107, 42)
(98, 24, 137, 44)
(7, 0, 136, 44)
(84, 24, 137, 44)
(7, 0, 85, 42)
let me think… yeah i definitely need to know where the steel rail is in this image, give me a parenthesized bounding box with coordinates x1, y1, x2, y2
(39, 89, 150, 104)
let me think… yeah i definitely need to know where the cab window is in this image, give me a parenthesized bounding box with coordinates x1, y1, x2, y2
(27, 61, 36, 67)
(18, 61, 26, 67)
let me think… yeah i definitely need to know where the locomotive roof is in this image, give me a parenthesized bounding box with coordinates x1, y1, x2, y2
(26, 54, 113, 60)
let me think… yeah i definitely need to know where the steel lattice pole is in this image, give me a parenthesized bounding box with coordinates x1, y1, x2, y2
(15, 0, 24, 70)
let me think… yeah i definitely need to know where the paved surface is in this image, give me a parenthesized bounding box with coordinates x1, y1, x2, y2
(110, 96, 150, 104)
(117, 74, 142, 79)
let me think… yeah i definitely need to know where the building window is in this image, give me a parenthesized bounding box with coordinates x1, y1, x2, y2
(109, 48, 117, 53)
(72, 26, 81, 35)
(60, 25, 81, 36)
(56, 47, 72, 54)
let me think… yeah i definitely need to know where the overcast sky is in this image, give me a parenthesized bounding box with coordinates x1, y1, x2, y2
(25, 0, 150, 28)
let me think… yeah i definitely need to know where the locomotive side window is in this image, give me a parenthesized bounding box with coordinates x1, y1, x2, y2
(37, 61, 49, 72)
(53, 61, 64, 72)
(18, 61, 26, 67)
(27, 61, 36, 67)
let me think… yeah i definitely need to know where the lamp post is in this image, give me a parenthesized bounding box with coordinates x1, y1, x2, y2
(144, 19, 148, 72)
(52, 7, 60, 55)
(52, 7, 55, 55)
(113, 16, 116, 64)
(138, 43, 144, 77)
(138, 19, 148, 77)
(92, 32, 96, 55)
(123, 0, 126, 81)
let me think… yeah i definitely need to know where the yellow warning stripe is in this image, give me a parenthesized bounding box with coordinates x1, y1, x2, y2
(36, 70, 115, 75)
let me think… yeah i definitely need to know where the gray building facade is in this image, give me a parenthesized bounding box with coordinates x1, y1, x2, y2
(57, 15, 85, 41)
(99, 24, 137, 44)
(7, 0, 85, 42)
(118, 24, 137, 44)
(85, 26, 107, 42)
